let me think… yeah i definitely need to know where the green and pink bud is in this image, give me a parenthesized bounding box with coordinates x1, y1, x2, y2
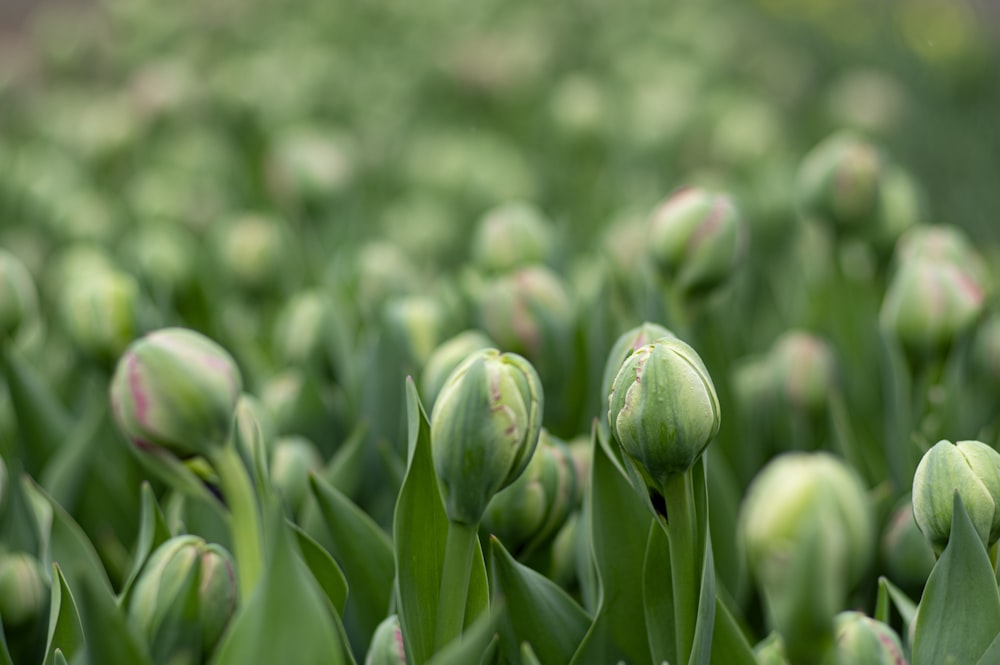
(796, 132, 883, 232)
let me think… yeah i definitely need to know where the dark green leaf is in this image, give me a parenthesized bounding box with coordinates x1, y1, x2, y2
(75, 573, 154, 665)
(489, 536, 590, 665)
(43, 564, 85, 665)
(643, 521, 675, 665)
(324, 421, 370, 499)
(690, 458, 716, 665)
(880, 577, 917, 632)
(118, 483, 172, 605)
(291, 521, 349, 616)
(1, 347, 69, 470)
(709, 594, 757, 665)
(912, 494, 1000, 665)
(520, 642, 543, 665)
(425, 609, 498, 665)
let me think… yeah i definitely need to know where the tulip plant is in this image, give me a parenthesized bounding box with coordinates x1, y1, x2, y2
(1, 0, 1000, 664)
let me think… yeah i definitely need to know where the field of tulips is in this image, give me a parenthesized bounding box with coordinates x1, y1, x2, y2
(2, 0, 1000, 663)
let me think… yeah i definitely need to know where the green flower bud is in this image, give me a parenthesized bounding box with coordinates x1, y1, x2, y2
(233, 393, 276, 466)
(796, 133, 884, 232)
(110, 328, 243, 458)
(894, 224, 990, 290)
(912, 439, 1000, 550)
(599, 323, 676, 414)
(880, 258, 984, 358)
(128, 535, 238, 658)
(822, 612, 906, 665)
(482, 429, 579, 553)
(382, 295, 448, 369)
(607, 337, 720, 488)
(213, 214, 290, 293)
(365, 615, 406, 665)
(431, 349, 544, 525)
(881, 496, 935, 590)
(767, 331, 837, 414)
(647, 187, 747, 296)
(477, 265, 574, 362)
(755, 632, 790, 665)
(0, 552, 48, 628)
(471, 202, 555, 274)
(351, 242, 420, 321)
(599, 211, 649, 287)
(121, 222, 198, 295)
(59, 268, 142, 364)
(0, 249, 39, 342)
(421, 330, 494, 408)
(273, 289, 347, 373)
(266, 126, 355, 207)
(259, 370, 329, 442)
(270, 436, 324, 515)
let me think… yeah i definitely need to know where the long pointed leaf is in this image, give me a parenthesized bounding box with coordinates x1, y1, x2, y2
(43, 564, 84, 665)
(118, 483, 172, 606)
(291, 521, 349, 616)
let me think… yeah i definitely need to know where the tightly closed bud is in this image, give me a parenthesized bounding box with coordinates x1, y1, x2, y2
(647, 187, 747, 296)
(768, 331, 837, 414)
(599, 323, 676, 413)
(213, 214, 289, 293)
(796, 133, 883, 232)
(110, 328, 243, 458)
(869, 165, 924, 254)
(421, 330, 494, 408)
(881, 496, 935, 590)
(822, 612, 906, 665)
(382, 295, 448, 369)
(431, 349, 544, 525)
(482, 429, 579, 553)
(266, 127, 355, 206)
(270, 436, 324, 515)
(0, 552, 48, 628)
(880, 258, 984, 358)
(0, 249, 38, 341)
(895, 224, 990, 290)
(912, 439, 1000, 550)
(608, 337, 720, 488)
(59, 268, 142, 364)
(365, 615, 406, 665)
(352, 242, 420, 320)
(128, 535, 238, 658)
(471, 202, 556, 273)
(273, 289, 345, 371)
(122, 222, 198, 294)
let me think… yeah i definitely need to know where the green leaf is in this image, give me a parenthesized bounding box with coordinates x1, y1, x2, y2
(912, 493, 1000, 665)
(975, 632, 1000, 665)
(489, 536, 591, 665)
(39, 394, 106, 512)
(709, 594, 757, 665)
(880, 577, 917, 633)
(690, 457, 716, 665)
(394, 379, 489, 665)
(0, 461, 40, 555)
(426, 609, 498, 665)
(308, 473, 394, 652)
(324, 421, 370, 499)
(53, 649, 68, 665)
(43, 564, 85, 665)
(643, 522, 675, 665)
(75, 573, 154, 665)
(521, 642, 543, 665)
(118, 483, 172, 605)
(291, 521, 349, 616)
(1, 347, 70, 470)
(147, 560, 202, 665)
(570, 427, 652, 665)
(211, 502, 347, 665)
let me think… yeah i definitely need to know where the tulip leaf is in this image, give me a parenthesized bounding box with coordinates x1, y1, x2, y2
(569, 426, 652, 665)
(709, 594, 757, 665)
(879, 577, 917, 633)
(690, 457, 716, 665)
(1, 347, 69, 470)
(39, 394, 106, 512)
(912, 494, 1000, 665)
(0, 627, 10, 665)
(425, 609, 498, 665)
(324, 421, 370, 499)
(43, 564, 84, 665)
(75, 573, 154, 665)
(119, 483, 172, 605)
(0, 460, 40, 556)
(643, 521, 675, 665)
(520, 642, 543, 665)
(308, 473, 394, 654)
(53, 650, 67, 665)
(291, 521, 349, 616)
(211, 501, 347, 665)
(394, 379, 489, 665)
(489, 535, 591, 665)
(975, 632, 1000, 665)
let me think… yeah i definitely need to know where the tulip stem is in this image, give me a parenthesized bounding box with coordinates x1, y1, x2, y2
(210, 444, 263, 600)
(434, 520, 478, 651)
(664, 471, 698, 665)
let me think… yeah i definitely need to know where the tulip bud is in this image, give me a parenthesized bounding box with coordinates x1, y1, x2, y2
(881, 496, 935, 590)
(880, 258, 984, 359)
(796, 133, 884, 232)
(471, 202, 555, 274)
(270, 436, 324, 515)
(365, 615, 406, 665)
(382, 295, 448, 369)
(767, 331, 837, 414)
(110, 328, 243, 458)
(352, 242, 420, 321)
(0, 552, 48, 628)
(647, 187, 747, 296)
(431, 349, 544, 525)
(59, 267, 142, 365)
(0, 249, 39, 342)
(912, 439, 1000, 550)
(822, 612, 906, 665)
(272, 289, 347, 373)
(266, 127, 355, 207)
(128, 535, 238, 658)
(213, 213, 290, 293)
(894, 224, 990, 291)
(607, 337, 720, 490)
(599, 323, 676, 414)
(421, 330, 494, 408)
(121, 222, 198, 295)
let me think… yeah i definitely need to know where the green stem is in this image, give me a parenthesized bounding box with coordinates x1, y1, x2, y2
(434, 520, 478, 651)
(209, 444, 263, 600)
(663, 471, 698, 665)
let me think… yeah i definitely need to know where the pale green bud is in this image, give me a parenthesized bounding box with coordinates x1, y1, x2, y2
(881, 496, 935, 591)
(128, 535, 238, 658)
(471, 202, 555, 274)
(796, 133, 884, 232)
(647, 187, 747, 296)
(599, 323, 676, 414)
(110, 328, 243, 458)
(0, 552, 47, 628)
(121, 222, 198, 294)
(59, 268, 142, 364)
(270, 436, 324, 515)
(0, 249, 39, 341)
(768, 331, 837, 414)
(822, 612, 906, 665)
(431, 349, 544, 525)
(421, 330, 494, 408)
(266, 127, 355, 206)
(364, 615, 406, 665)
(912, 439, 1000, 550)
(273, 289, 345, 371)
(608, 337, 720, 489)
(213, 214, 289, 293)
